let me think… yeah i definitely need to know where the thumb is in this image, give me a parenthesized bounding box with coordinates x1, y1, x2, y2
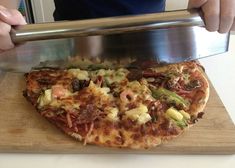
(188, 0, 208, 9)
(0, 5, 26, 25)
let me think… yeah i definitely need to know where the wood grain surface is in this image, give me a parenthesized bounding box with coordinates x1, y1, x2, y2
(0, 72, 235, 154)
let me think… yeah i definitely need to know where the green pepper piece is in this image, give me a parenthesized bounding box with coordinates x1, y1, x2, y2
(87, 64, 107, 70)
(152, 87, 190, 108)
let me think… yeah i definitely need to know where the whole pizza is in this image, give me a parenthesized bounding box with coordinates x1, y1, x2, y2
(23, 61, 209, 149)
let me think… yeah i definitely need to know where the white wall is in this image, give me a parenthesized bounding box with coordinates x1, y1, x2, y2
(31, 0, 189, 23)
(31, 0, 55, 23)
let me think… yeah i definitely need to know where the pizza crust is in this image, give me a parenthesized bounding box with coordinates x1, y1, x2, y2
(188, 65, 210, 117)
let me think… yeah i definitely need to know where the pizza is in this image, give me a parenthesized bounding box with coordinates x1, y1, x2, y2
(23, 61, 209, 149)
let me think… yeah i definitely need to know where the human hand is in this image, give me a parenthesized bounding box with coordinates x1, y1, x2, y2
(188, 0, 235, 33)
(0, 5, 26, 52)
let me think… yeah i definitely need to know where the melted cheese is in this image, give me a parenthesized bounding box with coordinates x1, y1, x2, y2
(94, 68, 128, 85)
(68, 69, 89, 80)
(88, 81, 110, 95)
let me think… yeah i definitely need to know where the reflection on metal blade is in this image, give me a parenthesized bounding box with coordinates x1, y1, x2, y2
(0, 26, 229, 72)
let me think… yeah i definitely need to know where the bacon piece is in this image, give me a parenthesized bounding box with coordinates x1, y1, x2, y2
(66, 113, 73, 128)
(176, 89, 192, 95)
(94, 75, 103, 87)
(76, 105, 104, 124)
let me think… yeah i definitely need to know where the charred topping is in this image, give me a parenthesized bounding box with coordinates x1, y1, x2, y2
(197, 112, 205, 119)
(76, 104, 105, 124)
(190, 112, 204, 124)
(185, 80, 201, 90)
(71, 78, 90, 92)
(24, 73, 29, 78)
(32, 67, 61, 70)
(191, 118, 198, 124)
(22, 90, 28, 98)
(127, 68, 143, 81)
(36, 78, 56, 85)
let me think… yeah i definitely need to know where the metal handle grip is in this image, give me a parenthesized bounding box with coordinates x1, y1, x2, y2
(11, 9, 204, 43)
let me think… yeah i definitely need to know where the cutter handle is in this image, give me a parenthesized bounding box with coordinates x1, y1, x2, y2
(11, 9, 204, 43)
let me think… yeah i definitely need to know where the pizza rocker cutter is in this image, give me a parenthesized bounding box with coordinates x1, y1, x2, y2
(0, 9, 230, 72)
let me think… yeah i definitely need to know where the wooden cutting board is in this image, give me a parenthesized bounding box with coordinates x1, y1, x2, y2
(0, 72, 235, 154)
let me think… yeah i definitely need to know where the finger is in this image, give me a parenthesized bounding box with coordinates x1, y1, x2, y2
(0, 21, 14, 50)
(188, 0, 208, 9)
(219, 0, 235, 33)
(0, 5, 26, 25)
(202, 0, 220, 32)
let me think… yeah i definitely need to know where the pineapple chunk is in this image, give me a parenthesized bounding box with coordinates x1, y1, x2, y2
(38, 89, 52, 107)
(125, 104, 148, 116)
(137, 113, 152, 125)
(50, 100, 60, 108)
(166, 107, 183, 121)
(125, 104, 151, 124)
(107, 108, 119, 121)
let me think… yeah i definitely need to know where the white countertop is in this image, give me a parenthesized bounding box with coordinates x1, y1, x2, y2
(0, 35, 234, 168)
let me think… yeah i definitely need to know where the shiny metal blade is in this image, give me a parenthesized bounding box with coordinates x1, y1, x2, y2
(11, 10, 204, 43)
(0, 26, 229, 72)
(0, 9, 230, 72)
